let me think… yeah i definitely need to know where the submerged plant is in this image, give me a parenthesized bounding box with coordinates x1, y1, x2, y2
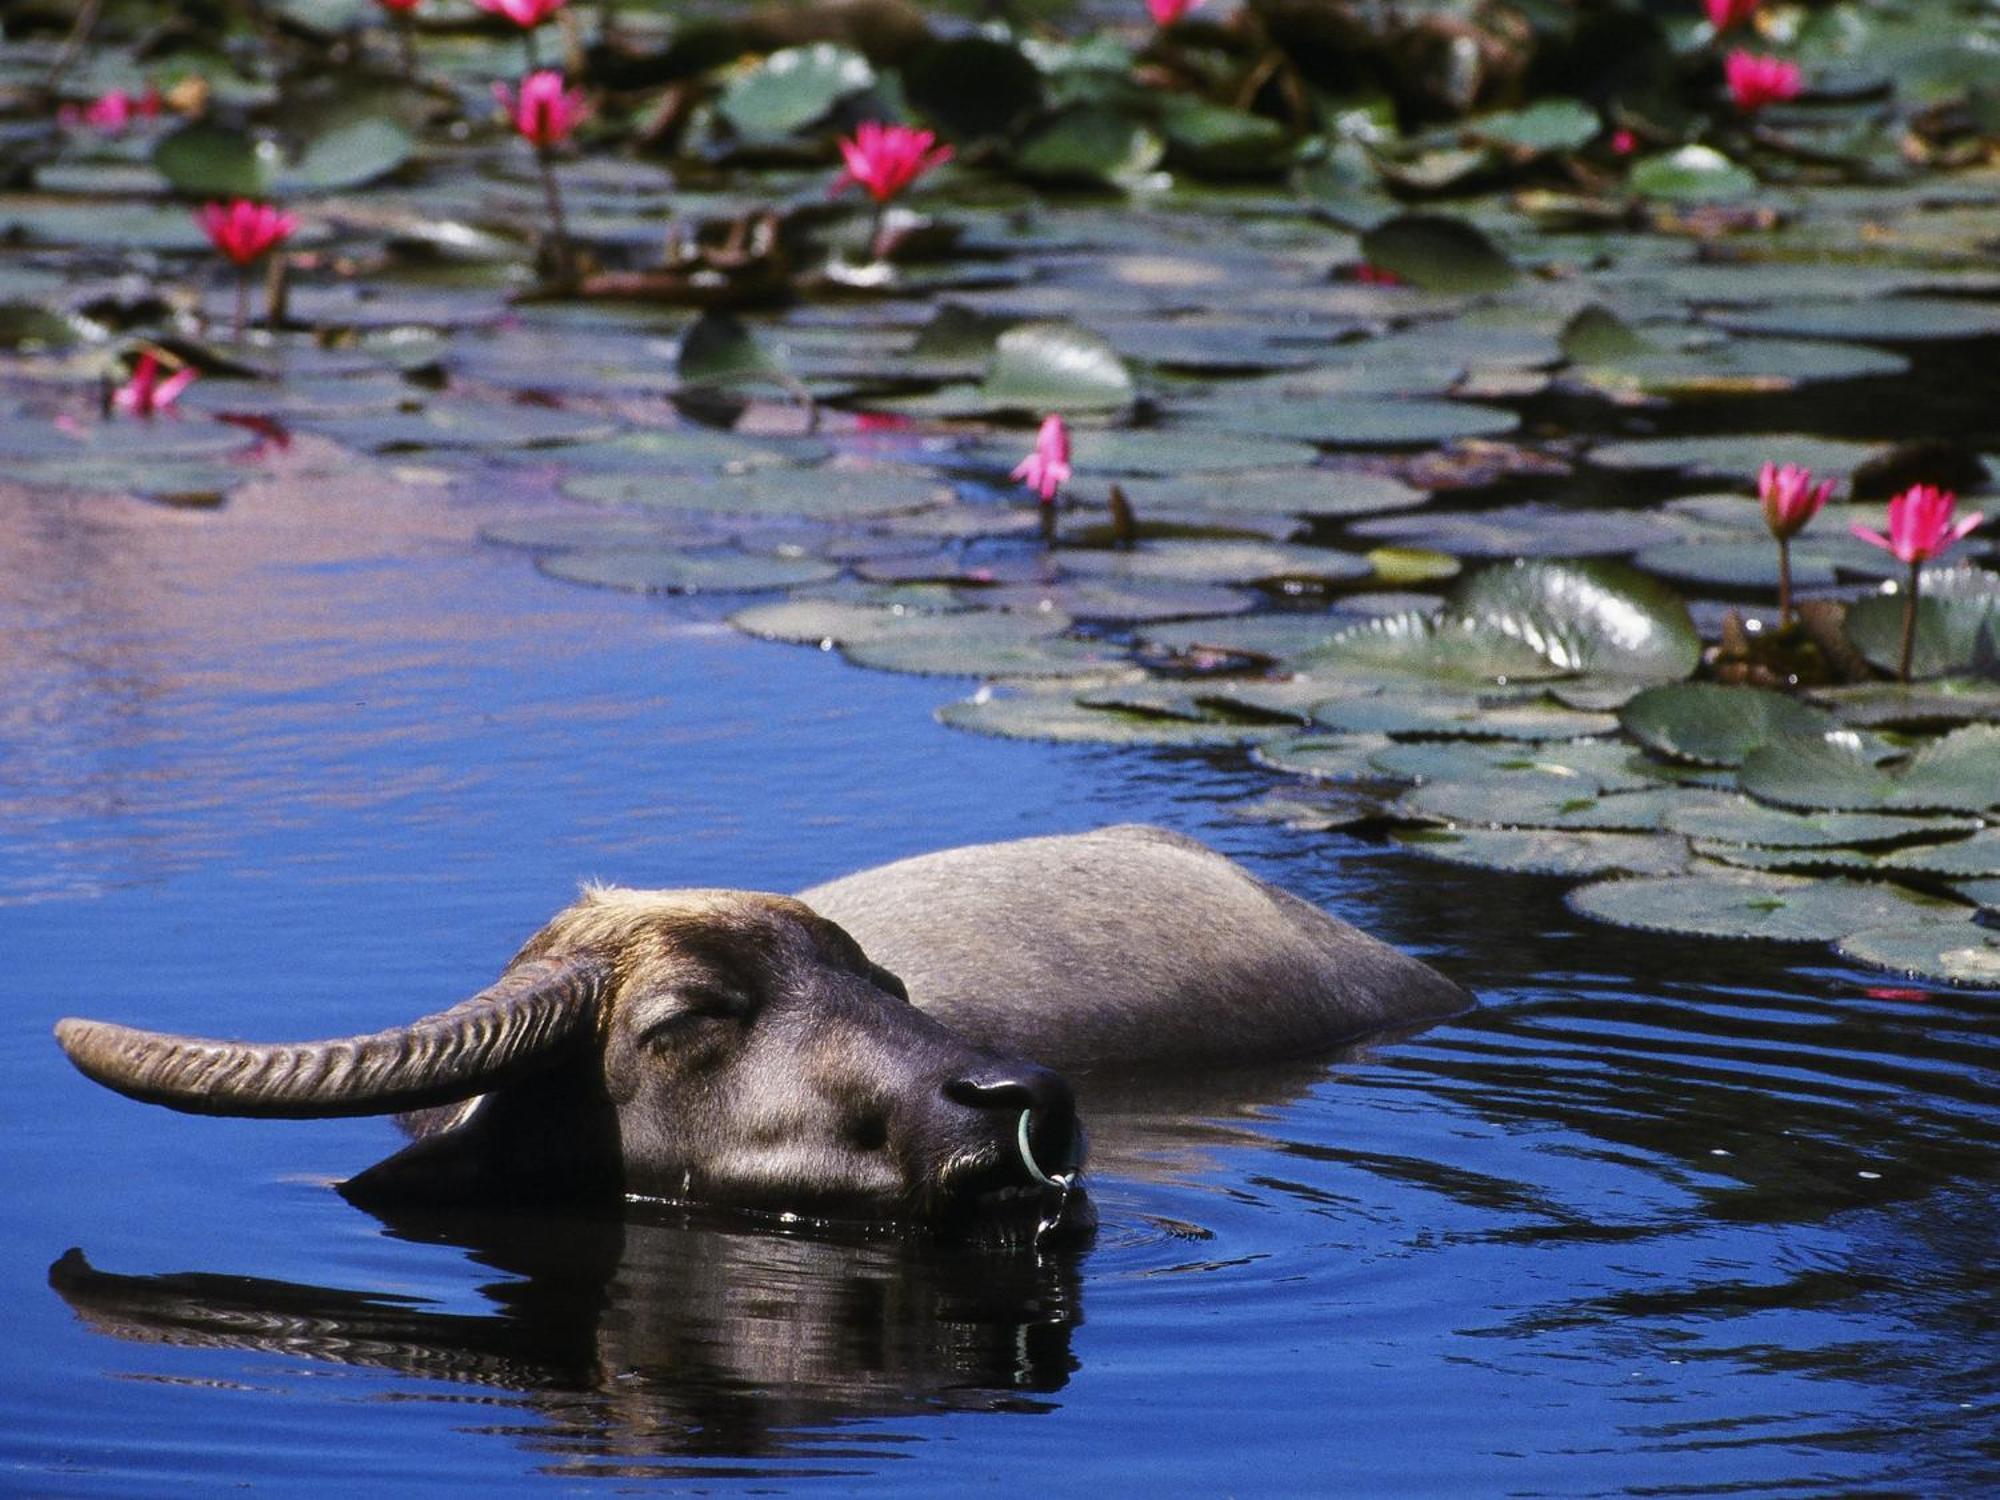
(495, 70, 589, 281)
(195, 199, 297, 340)
(1725, 51, 1801, 112)
(1012, 414, 1072, 543)
(831, 122, 953, 262)
(1758, 462, 1834, 626)
(110, 352, 195, 418)
(1851, 484, 1987, 682)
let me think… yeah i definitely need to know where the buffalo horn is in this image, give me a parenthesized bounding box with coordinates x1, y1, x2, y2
(52, 957, 609, 1119)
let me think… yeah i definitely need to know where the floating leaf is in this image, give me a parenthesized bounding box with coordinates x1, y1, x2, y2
(1452, 558, 1702, 681)
(1619, 683, 1834, 767)
(938, 685, 1263, 743)
(1370, 737, 1662, 792)
(567, 465, 947, 519)
(717, 44, 874, 139)
(1567, 872, 1975, 942)
(1466, 99, 1598, 155)
(1298, 612, 1570, 689)
(1811, 678, 2000, 729)
(1158, 97, 1292, 177)
(1707, 298, 2000, 343)
(1359, 214, 1516, 294)
(1253, 733, 1396, 781)
(1836, 926, 2000, 987)
(1397, 827, 1689, 878)
(979, 321, 1135, 414)
(1314, 693, 1617, 740)
(1664, 798, 1978, 848)
(153, 122, 281, 197)
(1629, 146, 1757, 203)
(728, 598, 946, 646)
(538, 547, 838, 595)
(1878, 829, 2000, 877)
(1401, 780, 1703, 831)
(1014, 106, 1164, 188)
(1060, 540, 1371, 587)
(1845, 567, 2000, 679)
(1590, 433, 1875, 482)
(1739, 726, 2000, 813)
(841, 613, 1117, 678)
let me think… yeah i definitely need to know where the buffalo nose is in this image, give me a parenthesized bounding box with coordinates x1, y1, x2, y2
(945, 1063, 1083, 1179)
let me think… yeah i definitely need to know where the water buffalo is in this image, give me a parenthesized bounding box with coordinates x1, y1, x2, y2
(54, 824, 1470, 1237)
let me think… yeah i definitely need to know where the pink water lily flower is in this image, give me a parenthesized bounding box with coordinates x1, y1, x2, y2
(1725, 51, 1801, 112)
(1013, 415, 1072, 504)
(1852, 484, 1986, 681)
(1758, 462, 1833, 541)
(1851, 484, 1984, 566)
(112, 353, 197, 418)
(196, 199, 298, 267)
(59, 88, 162, 132)
(494, 70, 588, 146)
(1705, 0, 1759, 32)
(1148, 0, 1205, 23)
(472, 0, 565, 25)
(832, 122, 953, 205)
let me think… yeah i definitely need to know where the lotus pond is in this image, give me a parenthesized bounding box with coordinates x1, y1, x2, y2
(2, 0, 1997, 1493)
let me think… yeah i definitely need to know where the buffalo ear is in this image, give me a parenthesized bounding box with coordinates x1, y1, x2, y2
(55, 957, 610, 1119)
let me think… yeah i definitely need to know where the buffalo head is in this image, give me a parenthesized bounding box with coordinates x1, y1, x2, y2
(54, 888, 1088, 1240)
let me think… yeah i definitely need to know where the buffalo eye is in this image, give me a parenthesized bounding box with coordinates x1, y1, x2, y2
(633, 986, 748, 1049)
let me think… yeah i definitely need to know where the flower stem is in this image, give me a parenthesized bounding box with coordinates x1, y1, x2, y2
(869, 203, 888, 263)
(396, 13, 418, 78)
(233, 268, 250, 342)
(1898, 560, 1921, 683)
(1776, 537, 1793, 626)
(1039, 498, 1057, 545)
(523, 28, 540, 71)
(536, 145, 573, 281)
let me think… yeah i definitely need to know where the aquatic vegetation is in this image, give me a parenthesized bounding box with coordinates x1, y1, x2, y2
(109, 352, 196, 418)
(1012, 414, 1071, 541)
(1758, 463, 1835, 624)
(1852, 486, 1988, 680)
(494, 70, 589, 278)
(1725, 52, 1803, 113)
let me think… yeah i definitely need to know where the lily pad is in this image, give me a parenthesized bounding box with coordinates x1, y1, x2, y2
(1133, 468, 1427, 520)
(1314, 693, 1618, 740)
(566, 465, 948, 519)
(1297, 612, 1571, 689)
(841, 613, 1118, 679)
(537, 547, 839, 595)
(716, 45, 874, 139)
(979, 321, 1135, 415)
(1452, 558, 1702, 681)
(1059, 540, 1371, 588)
(1810, 678, 2000, 729)
(1739, 726, 2000, 814)
(728, 598, 950, 647)
(1845, 567, 2000, 679)
(1706, 299, 2000, 344)
(1014, 106, 1164, 189)
(1369, 737, 1663, 792)
(938, 685, 1263, 744)
(1835, 926, 2000, 987)
(1590, 434, 1876, 484)
(1629, 146, 1758, 204)
(1877, 829, 2000, 877)
(1466, 99, 1598, 155)
(1397, 827, 1690, 878)
(1359, 214, 1516, 294)
(1567, 871, 1975, 942)
(1253, 733, 1397, 781)
(1664, 798, 1978, 848)
(1620, 683, 1835, 767)
(1401, 780, 1703, 831)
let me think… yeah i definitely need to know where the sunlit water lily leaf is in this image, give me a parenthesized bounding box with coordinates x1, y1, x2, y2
(0, 199, 216, 251)
(728, 597, 965, 647)
(1297, 612, 1571, 689)
(1953, 878, 2000, 914)
(977, 320, 1136, 415)
(1452, 558, 1702, 680)
(1590, 434, 1877, 483)
(842, 613, 1120, 678)
(1401, 779, 1709, 831)
(717, 44, 874, 138)
(1568, 870, 1976, 942)
(1844, 567, 2000, 679)
(1314, 693, 1618, 740)
(1689, 841, 1886, 875)
(937, 685, 1269, 744)
(1359, 214, 1516, 293)
(1228, 787, 1390, 832)
(1350, 504, 1681, 559)
(0, 412, 252, 463)
(1013, 106, 1165, 189)
(1570, 334, 1908, 398)
(1739, 725, 2000, 813)
(1176, 395, 1520, 447)
(1137, 614, 1356, 664)
(537, 547, 840, 595)
(1664, 797, 1979, 848)
(1253, 733, 1397, 781)
(1834, 926, 2000, 988)
(974, 578, 1255, 622)
(1158, 97, 1292, 177)
(1632, 536, 1895, 590)
(566, 464, 948, 519)
(1619, 682, 1835, 766)
(1705, 298, 2000, 343)
(1810, 678, 2000, 730)
(1131, 468, 1427, 520)
(1369, 736, 1664, 791)
(1397, 827, 1690, 878)
(1465, 98, 1599, 154)
(1059, 540, 1370, 587)
(301, 400, 615, 452)
(553, 428, 825, 478)
(1877, 829, 2000, 878)
(1628, 146, 1758, 203)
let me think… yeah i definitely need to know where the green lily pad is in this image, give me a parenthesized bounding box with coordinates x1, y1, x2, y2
(1314, 693, 1618, 740)
(1253, 733, 1397, 781)
(1845, 567, 2000, 679)
(1228, 788, 1389, 832)
(537, 547, 839, 595)
(728, 598, 953, 647)
(1298, 612, 1572, 689)
(1706, 299, 2000, 343)
(979, 321, 1135, 415)
(154, 116, 410, 196)
(1739, 726, 2000, 813)
(1619, 682, 1835, 767)
(1452, 558, 1702, 681)
(1014, 106, 1165, 189)
(1632, 536, 1894, 591)
(716, 44, 874, 139)
(1059, 540, 1371, 587)
(1159, 97, 1292, 177)
(1369, 737, 1663, 792)
(1953, 878, 2000, 914)
(1180, 396, 1519, 447)
(1352, 504, 1680, 559)
(1664, 798, 1978, 848)
(1466, 98, 1599, 154)
(1835, 926, 2000, 987)
(303, 400, 613, 452)
(1397, 827, 1689, 878)
(1878, 828, 2000, 877)
(1359, 214, 1516, 294)
(0, 300, 92, 350)
(1567, 871, 1975, 942)
(841, 613, 1118, 678)
(1401, 780, 1704, 831)
(567, 464, 948, 519)
(974, 577, 1254, 622)
(937, 685, 1263, 743)
(1629, 146, 1758, 203)
(1590, 434, 1876, 483)
(1810, 678, 2000, 729)
(1133, 468, 1427, 520)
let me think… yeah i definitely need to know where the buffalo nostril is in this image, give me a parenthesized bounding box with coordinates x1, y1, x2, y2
(945, 1064, 1083, 1180)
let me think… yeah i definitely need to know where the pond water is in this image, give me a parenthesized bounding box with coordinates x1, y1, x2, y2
(2, 465, 1994, 1496)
